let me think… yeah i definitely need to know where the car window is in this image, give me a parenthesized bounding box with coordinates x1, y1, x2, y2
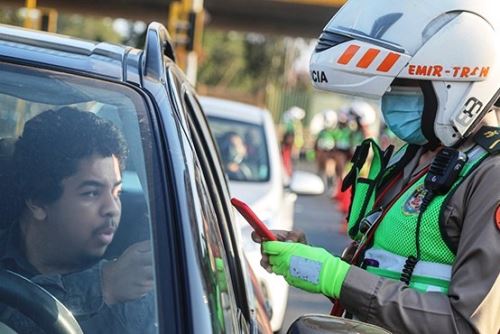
(182, 90, 256, 331)
(191, 157, 240, 333)
(159, 83, 242, 333)
(207, 116, 270, 182)
(0, 62, 159, 333)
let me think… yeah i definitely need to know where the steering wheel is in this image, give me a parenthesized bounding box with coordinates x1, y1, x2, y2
(0, 269, 83, 334)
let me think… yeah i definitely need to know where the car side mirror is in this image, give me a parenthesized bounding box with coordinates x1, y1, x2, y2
(289, 171, 324, 195)
(287, 314, 391, 334)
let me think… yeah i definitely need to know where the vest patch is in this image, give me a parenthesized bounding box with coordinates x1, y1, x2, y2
(402, 184, 427, 216)
(289, 256, 321, 284)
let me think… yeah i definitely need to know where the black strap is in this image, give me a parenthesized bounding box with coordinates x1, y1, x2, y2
(377, 144, 420, 195)
(473, 126, 500, 155)
(342, 141, 370, 191)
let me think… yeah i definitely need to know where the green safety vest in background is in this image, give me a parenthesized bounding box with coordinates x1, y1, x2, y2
(316, 129, 337, 151)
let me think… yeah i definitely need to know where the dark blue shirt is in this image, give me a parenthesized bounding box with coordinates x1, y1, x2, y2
(0, 225, 156, 333)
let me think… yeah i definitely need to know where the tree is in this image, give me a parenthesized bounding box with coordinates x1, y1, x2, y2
(57, 15, 122, 43)
(198, 29, 288, 95)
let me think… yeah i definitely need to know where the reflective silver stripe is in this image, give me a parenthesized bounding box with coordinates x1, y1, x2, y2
(466, 145, 486, 161)
(364, 248, 452, 281)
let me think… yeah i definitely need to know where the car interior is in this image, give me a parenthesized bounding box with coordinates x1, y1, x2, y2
(0, 62, 153, 273)
(208, 116, 270, 183)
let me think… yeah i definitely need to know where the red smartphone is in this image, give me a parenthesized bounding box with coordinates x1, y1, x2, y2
(231, 197, 277, 241)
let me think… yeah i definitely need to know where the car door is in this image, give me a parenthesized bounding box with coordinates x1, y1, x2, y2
(184, 94, 271, 333)
(162, 66, 251, 333)
(178, 84, 271, 333)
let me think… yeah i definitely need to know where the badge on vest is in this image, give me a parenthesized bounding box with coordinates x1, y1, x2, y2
(402, 184, 428, 215)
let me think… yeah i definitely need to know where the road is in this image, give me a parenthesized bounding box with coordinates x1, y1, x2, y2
(281, 164, 351, 333)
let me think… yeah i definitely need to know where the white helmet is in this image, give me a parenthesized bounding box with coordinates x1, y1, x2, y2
(310, 0, 500, 146)
(322, 109, 338, 128)
(283, 106, 306, 123)
(343, 100, 376, 127)
(309, 109, 338, 135)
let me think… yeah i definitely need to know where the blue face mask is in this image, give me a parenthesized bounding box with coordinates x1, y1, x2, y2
(381, 88, 428, 145)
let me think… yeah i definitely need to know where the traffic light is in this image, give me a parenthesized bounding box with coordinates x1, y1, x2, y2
(39, 8, 58, 32)
(168, 0, 205, 83)
(22, 0, 58, 33)
(168, 0, 204, 52)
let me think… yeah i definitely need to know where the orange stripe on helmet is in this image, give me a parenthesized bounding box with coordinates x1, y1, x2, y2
(377, 52, 401, 72)
(337, 45, 360, 65)
(356, 48, 380, 68)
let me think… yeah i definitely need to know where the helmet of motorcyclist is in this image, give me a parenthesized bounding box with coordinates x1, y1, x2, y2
(310, 0, 500, 147)
(309, 109, 338, 135)
(342, 100, 377, 127)
(323, 109, 338, 128)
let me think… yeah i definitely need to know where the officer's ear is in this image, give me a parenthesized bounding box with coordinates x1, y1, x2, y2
(25, 199, 47, 221)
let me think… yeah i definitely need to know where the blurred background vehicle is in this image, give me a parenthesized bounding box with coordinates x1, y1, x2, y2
(201, 96, 323, 332)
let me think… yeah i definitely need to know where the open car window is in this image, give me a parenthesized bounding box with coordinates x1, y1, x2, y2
(0, 62, 159, 333)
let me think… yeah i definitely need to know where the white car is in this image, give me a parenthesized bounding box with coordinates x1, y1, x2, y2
(201, 96, 324, 332)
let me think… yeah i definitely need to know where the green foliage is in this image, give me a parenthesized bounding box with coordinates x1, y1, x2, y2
(0, 8, 22, 26)
(198, 29, 286, 94)
(57, 15, 122, 43)
(0, 9, 122, 44)
(198, 30, 247, 88)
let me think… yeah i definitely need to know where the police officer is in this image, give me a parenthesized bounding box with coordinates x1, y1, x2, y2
(253, 1, 500, 333)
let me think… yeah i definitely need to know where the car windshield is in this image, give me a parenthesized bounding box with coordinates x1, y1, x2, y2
(0, 62, 159, 332)
(207, 116, 270, 182)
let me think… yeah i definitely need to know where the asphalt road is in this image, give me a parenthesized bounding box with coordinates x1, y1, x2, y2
(280, 164, 351, 333)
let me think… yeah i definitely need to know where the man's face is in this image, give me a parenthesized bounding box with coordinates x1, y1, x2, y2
(41, 154, 122, 264)
(229, 135, 247, 163)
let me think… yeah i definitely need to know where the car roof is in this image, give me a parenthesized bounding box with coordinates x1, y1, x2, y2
(0, 24, 139, 82)
(199, 96, 269, 125)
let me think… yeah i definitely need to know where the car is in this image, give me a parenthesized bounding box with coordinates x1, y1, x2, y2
(200, 96, 325, 332)
(0, 22, 272, 333)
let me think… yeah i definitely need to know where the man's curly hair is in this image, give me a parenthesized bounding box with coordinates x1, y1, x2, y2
(13, 107, 128, 206)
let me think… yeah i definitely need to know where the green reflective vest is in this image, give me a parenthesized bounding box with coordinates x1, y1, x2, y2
(346, 141, 489, 293)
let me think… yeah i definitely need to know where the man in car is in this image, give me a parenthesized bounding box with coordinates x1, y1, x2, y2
(0, 107, 155, 333)
(218, 131, 253, 180)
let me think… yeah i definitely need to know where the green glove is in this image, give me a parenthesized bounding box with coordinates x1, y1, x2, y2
(263, 241, 350, 298)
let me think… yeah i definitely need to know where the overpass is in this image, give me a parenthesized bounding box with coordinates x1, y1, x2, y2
(0, 0, 344, 38)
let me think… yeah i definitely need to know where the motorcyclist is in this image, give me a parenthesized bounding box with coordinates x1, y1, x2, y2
(340, 100, 378, 148)
(331, 102, 377, 208)
(254, 1, 500, 333)
(313, 109, 339, 189)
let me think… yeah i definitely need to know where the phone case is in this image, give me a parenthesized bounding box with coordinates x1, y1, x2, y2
(231, 198, 277, 241)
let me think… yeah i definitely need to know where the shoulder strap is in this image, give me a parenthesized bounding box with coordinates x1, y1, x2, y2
(439, 144, 491, 254)
(376, 144, 420, 196)
(344, 139, 394, 239)
(473, 126, 500, 155)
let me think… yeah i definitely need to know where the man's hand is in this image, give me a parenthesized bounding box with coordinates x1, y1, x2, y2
(262, 241, 350, 299)
(251, 229, 307, 272)
(101, 240, 154, 305)
(251, 229, 307, 244)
